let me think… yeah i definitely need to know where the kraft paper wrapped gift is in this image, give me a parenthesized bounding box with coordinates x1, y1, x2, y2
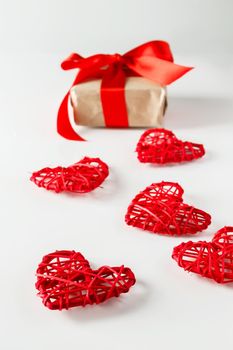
(57, 41, 192, 140)
(70, 77, 167, 128)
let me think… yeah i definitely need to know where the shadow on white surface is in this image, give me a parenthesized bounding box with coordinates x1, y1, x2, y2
(146, 155, 211, 170)
(64, 280, 151, 323)
(174, 268, 233, 290)
(129, 226, 215, 241)
(166, 97, 233, 129)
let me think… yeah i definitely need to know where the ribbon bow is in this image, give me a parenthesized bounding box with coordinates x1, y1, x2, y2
(57, 41, 193, 141)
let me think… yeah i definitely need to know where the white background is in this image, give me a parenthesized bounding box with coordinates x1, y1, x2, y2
(1, 0, 233, 55)
(0, 1, 233, 349)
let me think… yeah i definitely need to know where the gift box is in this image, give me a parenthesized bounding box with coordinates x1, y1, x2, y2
(57, 41, 192, 141)
(70, 77, 167, 128)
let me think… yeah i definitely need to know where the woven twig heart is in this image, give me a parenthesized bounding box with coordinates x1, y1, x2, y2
(125, 182, 211, 235)
(30, 157, 109, 193)
(172, 227, 233, 283)
(136, 128, 205, 164)
(36, 250, 136, 310)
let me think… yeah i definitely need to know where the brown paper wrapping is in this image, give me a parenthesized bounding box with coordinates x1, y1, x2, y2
(70, 77, 167, 127)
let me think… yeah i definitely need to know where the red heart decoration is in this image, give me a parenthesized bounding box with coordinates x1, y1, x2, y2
(172, 226, 233, 283)
(30, 157, 109, 193)
(36, 250, 136, 310)
(136, 128, 205, 164)
(125, 182, 211, 235)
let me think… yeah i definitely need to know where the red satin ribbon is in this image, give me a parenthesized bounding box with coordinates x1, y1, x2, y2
(57, 41, 193, 141)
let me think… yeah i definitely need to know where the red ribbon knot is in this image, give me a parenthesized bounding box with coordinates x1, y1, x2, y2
(112, 53, 122, 62)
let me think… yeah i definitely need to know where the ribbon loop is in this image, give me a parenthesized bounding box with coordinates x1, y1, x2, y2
(61, 53, 84, 70)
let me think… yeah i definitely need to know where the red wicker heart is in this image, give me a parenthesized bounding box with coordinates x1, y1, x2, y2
(30, 157, 109, 193)
(172, 226, 233, 283)
(125, 182, 211, 235)
(136, 128, 205, 164)
(36, 250, 136, 310)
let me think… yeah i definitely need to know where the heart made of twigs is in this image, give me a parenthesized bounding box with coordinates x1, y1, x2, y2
(30, 157, 109, 193)
(36, 250, 136, 310)
(172, 226, 233, 283)
(125, 182, 211, 235)
(136, 128, 205, 164)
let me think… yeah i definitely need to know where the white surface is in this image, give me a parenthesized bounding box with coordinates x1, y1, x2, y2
(0, 52, 233, 350)
(1, 1, 233, 348)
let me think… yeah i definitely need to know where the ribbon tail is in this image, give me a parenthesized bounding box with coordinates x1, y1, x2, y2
(128, 56, 193, 86)
(57, 92, 85, 141)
